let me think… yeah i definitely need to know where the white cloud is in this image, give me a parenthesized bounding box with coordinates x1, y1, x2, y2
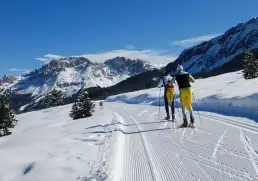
(8, 68, 31, 74)
(36, 50, 177, 68)
(35, 54, 64, 64)
(82, 49, 177, 67)
(125, 45, 136, 50)
(171, 34, 220, 47)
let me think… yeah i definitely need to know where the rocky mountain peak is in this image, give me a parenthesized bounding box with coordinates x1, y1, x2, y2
(167, 17, 258, 74)
(0, 74, 18, 85)
(27, 56, 93, 76)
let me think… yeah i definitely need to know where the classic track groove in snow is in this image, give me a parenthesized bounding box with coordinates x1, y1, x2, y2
(240, 129, 258, 175)
(129, 116, 157, 181)
(211, 129, 228, 160)
(103, 102, 258, 181)
(199, 113, 258, 133)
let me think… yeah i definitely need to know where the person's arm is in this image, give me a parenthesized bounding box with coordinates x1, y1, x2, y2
(171, 76, 176, 84)
(157, 77, 163, 88)
(189, 74, 195, 83)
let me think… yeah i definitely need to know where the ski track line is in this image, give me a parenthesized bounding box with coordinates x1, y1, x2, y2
(156, 135, 254, 180)
(122, 113, 154, 181)
(180, 128, 186, 144)
(114, 107, 155, 181)
(245, 136, 258, 158)
(110, 103, 257, 180)
(169, 129, 252, 161)
(201, 113, 258, 128)
(200, 114, 258, 134)
(200, 114, 258, 133)
(188, 126, 257, 152)
(170, 135, 214, 181)
(138, 109, 148, 117)
(157, 135, 227, 181)
(149, 136, 200, 180)
(240, 129, 258, 175)
(129, 116, 159, 181)
(166, 129, 256, 179)
(149, 111, 158, 118)
(138, 121, 200, 181)
(112, 113, 152, 181)
(111, 112, 127, 181)
(211, 129, 228, 160)
(158, 122, 168, 130)
(130, 115, 213, 181)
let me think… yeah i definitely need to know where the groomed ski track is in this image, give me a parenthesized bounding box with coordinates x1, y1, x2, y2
(87, 102, 258, 181)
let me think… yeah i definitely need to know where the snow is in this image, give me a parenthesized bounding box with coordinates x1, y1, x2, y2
(1, 101, 258, 180)
(0, 103, 114, 181)
(57, 67, 81, 85)
(107, 71, 258, 120)
(1, 71, 258, 180)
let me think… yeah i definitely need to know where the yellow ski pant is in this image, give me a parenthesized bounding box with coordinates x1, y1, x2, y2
(166, 89, 175, 105)
(180, 87, 193, 112)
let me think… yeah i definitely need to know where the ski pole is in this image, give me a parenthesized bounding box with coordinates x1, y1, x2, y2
(174, 85, 181, 120)
(192, 92, 202, 124)
(175, 92, 181, 120)
(158, 87, 161, 121)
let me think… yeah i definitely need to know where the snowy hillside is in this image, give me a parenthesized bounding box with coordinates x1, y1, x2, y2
(3, 56, 155, 111)
(1, 100, 258, 180)
(106, 71, 258, 120)
(0, 75, 20, 89)
(167, 17, 258, 74)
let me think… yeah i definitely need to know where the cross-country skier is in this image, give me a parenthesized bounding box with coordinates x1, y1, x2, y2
(171, 65, 195, 127)
(99, 101, 103, 109)
(157, 68, 176, 121)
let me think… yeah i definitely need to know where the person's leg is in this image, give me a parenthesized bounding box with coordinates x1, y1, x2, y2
(164, 91, 170, 119)
(171, 91, 175, 119)
(180, 89, 188, 125)
(186, 88, 194, 123)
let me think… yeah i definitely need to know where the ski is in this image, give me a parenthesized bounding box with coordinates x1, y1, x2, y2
(177, 123, 195, 129)
(188, 124, 195, 128)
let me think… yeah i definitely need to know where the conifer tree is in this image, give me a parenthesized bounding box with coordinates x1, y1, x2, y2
(243, 51, 258, 79)
(70, 89, 95, 119)
(0, 88, 18, 136)
(42, 88, 64, 108)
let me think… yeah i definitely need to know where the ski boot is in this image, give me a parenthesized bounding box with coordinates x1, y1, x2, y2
(165, 115, 170, 120)
(179, 119, 188, 128)
(189, 117, 195, 128)
(171, 115, 176, 122)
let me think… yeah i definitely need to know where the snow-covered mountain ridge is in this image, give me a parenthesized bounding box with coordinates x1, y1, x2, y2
(1, 56, 155, 111)
(167, 17, 258, 73)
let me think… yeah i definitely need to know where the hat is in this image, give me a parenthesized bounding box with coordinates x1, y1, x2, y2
(177, 64, 184, 71)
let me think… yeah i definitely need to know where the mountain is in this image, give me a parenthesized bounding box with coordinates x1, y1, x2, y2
(89, 17, 258, 101)
(6, 17, 258, 112)
(167, 17, 258, 74)
(3, 56, 155, 112)
(0, 75, 19, 88)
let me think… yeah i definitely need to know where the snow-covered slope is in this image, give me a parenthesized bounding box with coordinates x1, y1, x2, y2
(106, 71, 258, 120)
(0, 75, 20, 89)
(167, 17, 258, 74)
(4, 56, 155, 111)
(1, 101, 258, 180)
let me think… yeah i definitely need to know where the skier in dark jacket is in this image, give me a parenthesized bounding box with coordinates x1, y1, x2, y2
(99, 101, 103, 109)
(157, 68, 175, 121)
(171, 65, 195, 127)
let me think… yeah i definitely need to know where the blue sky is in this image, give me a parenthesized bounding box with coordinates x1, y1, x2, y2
(0, 0, 258, 76)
